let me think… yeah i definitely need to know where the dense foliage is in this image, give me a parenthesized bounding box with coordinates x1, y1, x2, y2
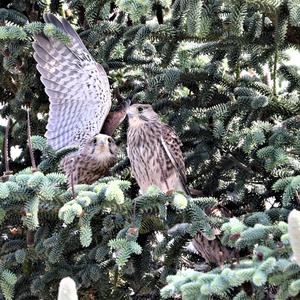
(1, 0, 300, 299)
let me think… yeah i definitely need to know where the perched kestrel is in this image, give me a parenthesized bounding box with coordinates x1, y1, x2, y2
(60, 134, 117, 185)
(33, 13, 126, 185)
(126, 104, 189, 195)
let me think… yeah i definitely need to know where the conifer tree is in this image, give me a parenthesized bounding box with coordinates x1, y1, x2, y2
(1, 0, 300, 299)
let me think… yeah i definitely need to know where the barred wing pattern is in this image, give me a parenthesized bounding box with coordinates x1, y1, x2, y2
(33, 13, 111, 150)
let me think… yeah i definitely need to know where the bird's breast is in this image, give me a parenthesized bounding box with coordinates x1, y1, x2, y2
(128, 122, 160, 147)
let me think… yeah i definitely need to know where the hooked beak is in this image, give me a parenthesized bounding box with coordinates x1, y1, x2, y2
(98, 139, 105, 145)
(125, 100, 133, 118)
(127, 112, 135, 118)
(124, 99, 131, 109)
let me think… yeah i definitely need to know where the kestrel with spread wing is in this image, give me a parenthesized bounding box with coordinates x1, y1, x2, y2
(126, 104, 189, 195)
(33, 13, 126, 185)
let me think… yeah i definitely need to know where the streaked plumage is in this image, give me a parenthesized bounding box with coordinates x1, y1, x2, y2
(127, 104, 189, 194)
(61, 134, 117, 185)
(33, 13, 122, 185)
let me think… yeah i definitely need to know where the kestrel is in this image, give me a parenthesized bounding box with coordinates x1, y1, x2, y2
(126, 104, 189, 195)
(33, 13, 126, 185)
(60, 134, 117, 185)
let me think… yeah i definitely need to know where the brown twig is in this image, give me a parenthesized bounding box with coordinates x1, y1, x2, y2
(1, 118, 13, 181)
(227, 154, 255, 176)
(4, 117, 11, 174)
(132, 198, 137, 226)
(295, 190, 300, 205)
(70, 158, 76, 199)
(26, 230, 35, 248)
(27, 109, 37, 172)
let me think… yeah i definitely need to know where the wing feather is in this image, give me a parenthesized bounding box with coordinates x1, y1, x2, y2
(160, 124, 190, 195)
(33, 13, 111, 150)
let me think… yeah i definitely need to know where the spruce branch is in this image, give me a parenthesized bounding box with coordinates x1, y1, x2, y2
(2, 2, 300, 299)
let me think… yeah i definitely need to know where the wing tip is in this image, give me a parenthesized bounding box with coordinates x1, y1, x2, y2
(43, 12, 67, 34)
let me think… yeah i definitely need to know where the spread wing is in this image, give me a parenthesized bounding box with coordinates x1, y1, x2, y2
(160, 124, 190, 195)
(33, 13, 111, 150)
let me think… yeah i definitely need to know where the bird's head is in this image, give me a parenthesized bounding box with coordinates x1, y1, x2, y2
(127, 104, 159, 126)
(85, 134, 117, 157)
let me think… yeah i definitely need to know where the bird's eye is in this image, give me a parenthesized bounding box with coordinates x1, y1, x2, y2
(137, 106, 143, 112)
(108, 137, 113, 144)
(92, 137, 97, 144)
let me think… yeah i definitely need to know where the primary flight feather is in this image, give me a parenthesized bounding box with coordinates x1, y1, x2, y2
(33, 13, 121, 185)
